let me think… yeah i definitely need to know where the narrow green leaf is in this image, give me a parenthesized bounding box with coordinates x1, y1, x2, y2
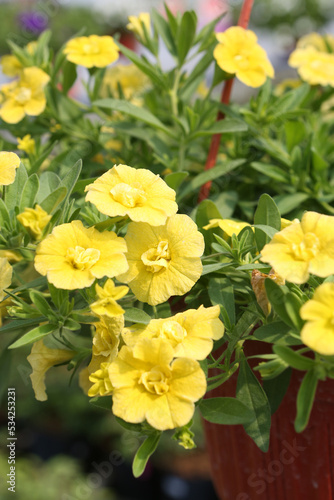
(199, 397, 255, 425)
(237, 355, 271, 452)
(254, 194, 281, 251)
(5, 162, 28, 209)
(164, 171, 188, 191)
(93, 98, 172, 135)
(263, 368, 291, 414)
(295, 368, 318, 433)
(264, 279, 295, 329)
(29, 290, 51, 317)
(177, 11, 197, 65)
(202, 262, 231, 275)
(19, 174, 40, 212)
(39, 186, 67, 213)
(273, 193, 309, 215)
(273, 346, 316, 371)
(209, 277, 235, 326)
(124, 308, 151, 325)
(8, 323, 57, 349)
(60, 159, 82, 207)
(192, 119, 247, 138)
(152, 9, 177, 55)
(132, 433, 161, 478)
(89, 396, 112, 410)
(0, 318, 44, 334)
(252, 322, 302, 346)
(250, 162, 290, 183)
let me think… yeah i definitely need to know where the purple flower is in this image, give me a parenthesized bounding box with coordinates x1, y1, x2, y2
(18, 11, 48, 34)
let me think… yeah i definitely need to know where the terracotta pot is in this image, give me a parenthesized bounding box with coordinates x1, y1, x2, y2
(204, 341, 334, 500)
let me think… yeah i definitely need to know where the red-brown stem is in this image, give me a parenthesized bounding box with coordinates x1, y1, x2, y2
(197, 0, 254, 203)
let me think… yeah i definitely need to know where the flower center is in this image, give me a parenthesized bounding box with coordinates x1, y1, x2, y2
(15, 87, 32, 104)
(159, 321, 187, 344)
(141, 240, 171, 273)
(83, 42, 100, 55)
(291, 232, 320, 261)
(110, 183, 147, 208)
(234, 53, 249, 69)
(66, 246, 100, 270)
(139, 367, 170, 395)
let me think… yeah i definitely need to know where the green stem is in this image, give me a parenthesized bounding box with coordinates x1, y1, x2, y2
(170, 69, 181, 116)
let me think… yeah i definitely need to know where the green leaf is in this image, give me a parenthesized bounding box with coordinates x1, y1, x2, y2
(115, 416, 142, 432)
(39, 186, 67, 214)
(236, 355, 271, 452)
(177, 11, 197, 65)
(164, 171, 188, 191)
(62, 60, 77, 94)
(253, 224, 278, 241)
(89, 396, 112, 410)
(19, 174, 40, 212)
(199, 397, 255, 425)
(178, 159, 245, 201)
(252, 322, 302, 346)
(273, 346, 316, 371)
(273, 193, 309, 215)
(8, 323, 57, 349)
(202, 262, 231, 275)
(263, 368, 291, 414)
(196, 199, 221, 230)
(116, 42, 166, 88)
(0, 198, 10, 225)
(213, 190, 238, 218)
(250, 162, 290, 183)
(152, 9, 177, 56)
(93, 98, 172, 136)
(254, 194, 281, 251)
(132, 433, 161, 478)
(180, 51, 213, 99)
(124, 308, 151, 325)
(60, 159, 82, 208)
(192, 118, 247, 138)
(0, 318, 44, 334)
(29, 290, 51, 317)
(5, 162, 28, 210)
(264, 279, 295, 329)
(209, 277, 235, 327)
(294, 368, 318, 433)
(285, 121, 307, 152)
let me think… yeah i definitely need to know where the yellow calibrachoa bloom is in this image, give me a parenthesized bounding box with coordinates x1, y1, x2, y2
(300, 283, 334, 355)
(88, 362, 114, 397)
(1, 55, 22, 78)
(27, 340, 75, 401)
(260, 212, 334, 284)
(102, 63, 150, 100)
(204, 218, 251, 237)
(87, 315, 123, 381)
(289, 47, 334, 87)
(17, 134, 36, 155)
(17, 204, 51, 240)
(85, 164, 178, 226)
(90, 279, 128, 318)
(0, 67, 50, 124)
(117, 214, 204, 305)
(1, 41, 37, 77)
(0, 257, 12, 301)
(0, 151, 20, 186)
(213, 26, 274, 88)
(109, 338, 206, 430)
(122, 305, 224, 360)
(126, 13, 151, 40)
(63, 35, 119, 68)
(34, 220, 128, 290)
(288, 33, 334, 87)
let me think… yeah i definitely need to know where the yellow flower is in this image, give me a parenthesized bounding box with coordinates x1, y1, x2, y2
(79, 367, 92, 395)
(300, 283, 334, 355)
(17, 134, 36, 155)
(117, 215, 204, 305)
(280, 217, 299, 230)
(34, 220, 128, 290)
(88, 362, 114, 397)
(109, 338, 206, 430)
(126, 13, 151, 40)
(102, 63, 150, 100)
(85, 164, 178, 226)
(213, 26, 274, 88)
(27, 340, 74, 401)
(0, 67, 50, 124)
(17, 204, 51, 240)
(88, 315, 123, 374)
(260, 211, 334, 284)
(0, 258, 12, 301)
(0, 151, 20, 186)
(90, 279, 128, 318)
(1, 55, 22, 77)
(0, 249, 22, 263)
(274, 78, 301, 96)
(63, 35, 119, 68)
(203, 218, 251, 237)
(122, 305, 224, 360)
(288, 47, 334, 86)
(295, 32, 334, 52)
